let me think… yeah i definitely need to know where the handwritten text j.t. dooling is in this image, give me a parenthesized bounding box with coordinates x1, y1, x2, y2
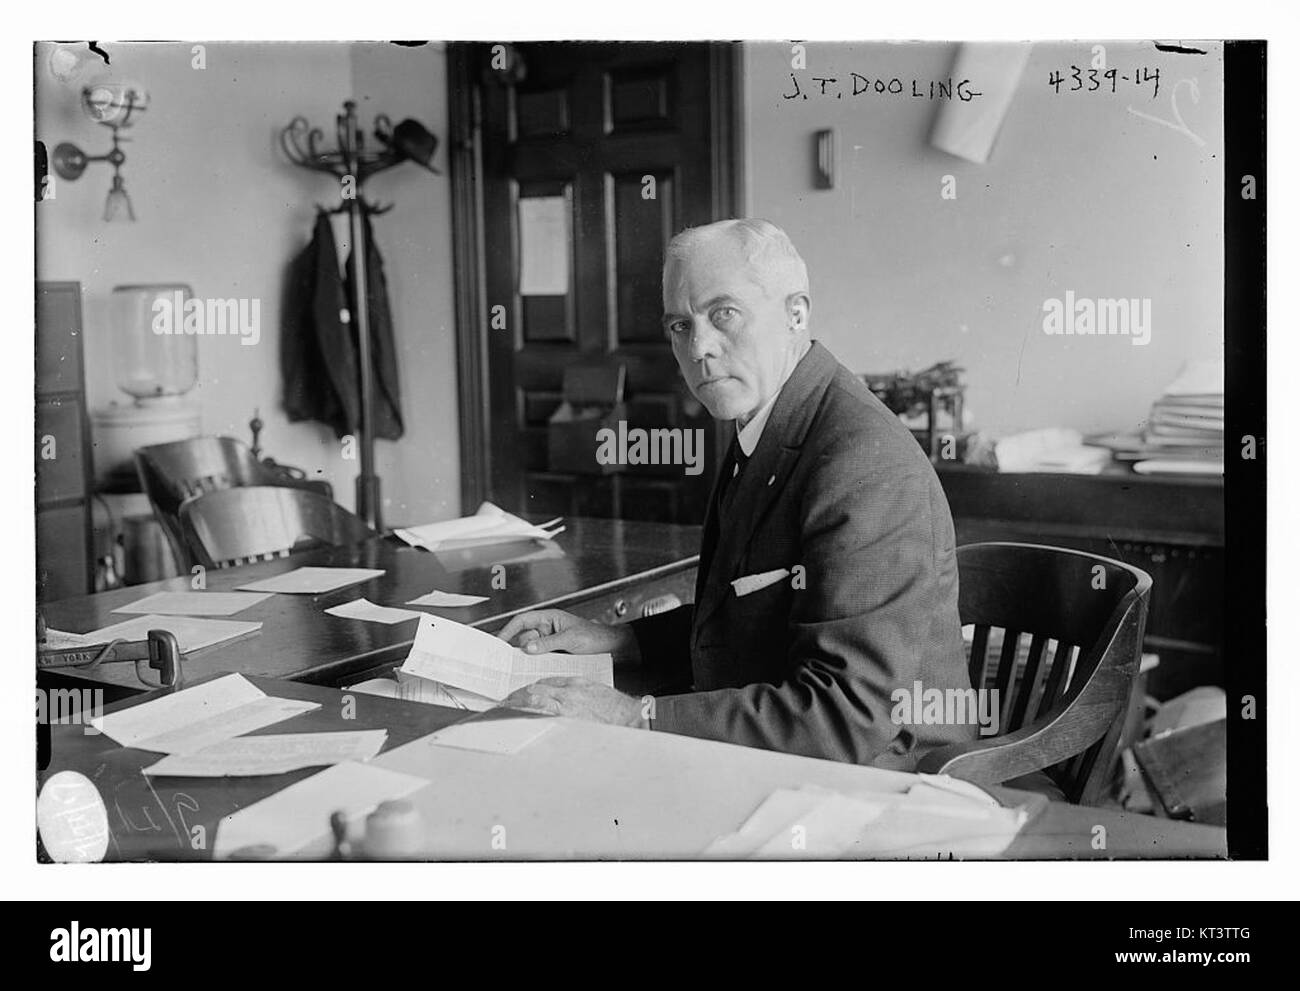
(783, 73, 984, 102)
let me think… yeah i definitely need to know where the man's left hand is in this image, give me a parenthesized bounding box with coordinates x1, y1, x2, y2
(500, 677, 649, 729)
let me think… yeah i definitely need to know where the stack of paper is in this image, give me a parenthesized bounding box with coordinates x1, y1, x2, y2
(1089, 361, 1224, 475)
(1136, 360, 1224, 474)
(994, 428, 1111, 475)
(705, 776, 1031, 859)
(394, 501, 563, 552)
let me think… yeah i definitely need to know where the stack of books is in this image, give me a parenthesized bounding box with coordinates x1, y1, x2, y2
(1138, 361, 1224, 474)
(1089, 361, 1224, 475)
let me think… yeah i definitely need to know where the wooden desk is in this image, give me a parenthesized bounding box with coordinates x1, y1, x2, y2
(40, 678, 1227, 861)
(40, 518, 700, 693)
(38, 677, 470, 861)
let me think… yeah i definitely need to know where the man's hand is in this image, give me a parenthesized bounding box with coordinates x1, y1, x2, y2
(496, 608, 640, 664)
(500, 677, 651, 728)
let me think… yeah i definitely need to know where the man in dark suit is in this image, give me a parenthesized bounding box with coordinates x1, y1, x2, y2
(498, 219, 975, 770)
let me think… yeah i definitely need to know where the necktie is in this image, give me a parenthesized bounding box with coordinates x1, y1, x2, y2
(719, 448, 749, 521)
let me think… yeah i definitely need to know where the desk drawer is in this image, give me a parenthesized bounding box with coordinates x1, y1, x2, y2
(567, 566, 697, 625)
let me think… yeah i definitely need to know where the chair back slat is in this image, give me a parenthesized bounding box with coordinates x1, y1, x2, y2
(967, 624, 990, 687)
(1008, 634, 1049, 731)
(992, 629, 1021, 700)
(1035, 642, 1073, 720)
(923, 542, 1152, 806)
(179, 486, 375, 570)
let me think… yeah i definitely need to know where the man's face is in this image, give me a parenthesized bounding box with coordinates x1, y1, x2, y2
(662, 238, 802, 423)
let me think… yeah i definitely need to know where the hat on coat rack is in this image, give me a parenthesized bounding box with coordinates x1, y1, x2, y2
(375, 116, 441, 175)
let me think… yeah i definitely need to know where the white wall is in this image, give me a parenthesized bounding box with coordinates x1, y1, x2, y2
(350, 42, 460, 525)
(742, 41, 1224, 436)
(35, 41, 458, 525)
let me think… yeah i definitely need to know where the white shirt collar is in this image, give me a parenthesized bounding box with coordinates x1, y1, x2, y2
(735, 342, 811, 457)
(736, 390, 780, 457)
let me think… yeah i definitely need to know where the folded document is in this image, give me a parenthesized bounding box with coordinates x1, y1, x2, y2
(143, 730, 387, 776)
(399, 614, 612, 702)
(394, 501, 562, 552)
(92, 673, 319, 754)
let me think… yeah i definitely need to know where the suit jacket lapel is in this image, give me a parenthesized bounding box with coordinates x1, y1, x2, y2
(692, 342, 839, 634)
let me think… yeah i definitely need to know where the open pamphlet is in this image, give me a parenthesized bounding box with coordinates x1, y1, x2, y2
(350, 614, 613, 712)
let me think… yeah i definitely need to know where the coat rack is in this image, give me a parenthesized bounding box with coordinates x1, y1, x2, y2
(280, 100, 438, 530)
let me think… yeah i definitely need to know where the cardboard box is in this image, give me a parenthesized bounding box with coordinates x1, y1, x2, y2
(547, 364, 627, 475)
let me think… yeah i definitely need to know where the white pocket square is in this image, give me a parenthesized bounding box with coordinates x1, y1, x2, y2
(731, 568, 790, 598)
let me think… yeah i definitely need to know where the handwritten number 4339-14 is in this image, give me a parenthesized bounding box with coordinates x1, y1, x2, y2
(1048, 65, 1160, 98)
(1049, 65, 1206, 149)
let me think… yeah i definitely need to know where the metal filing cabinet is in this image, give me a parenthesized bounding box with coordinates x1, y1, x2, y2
(35, 282, 94, 601)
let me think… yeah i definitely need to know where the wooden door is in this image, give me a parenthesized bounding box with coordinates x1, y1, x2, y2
(453, 42, 738, 523)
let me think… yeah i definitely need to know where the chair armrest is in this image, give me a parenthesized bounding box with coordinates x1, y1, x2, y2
(916, 707, 1111, 787)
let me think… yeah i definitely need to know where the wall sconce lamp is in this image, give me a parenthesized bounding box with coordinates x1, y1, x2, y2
(52, 83, 149, 221)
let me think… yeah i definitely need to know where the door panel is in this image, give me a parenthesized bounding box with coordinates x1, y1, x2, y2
(474, 41, 733, 524)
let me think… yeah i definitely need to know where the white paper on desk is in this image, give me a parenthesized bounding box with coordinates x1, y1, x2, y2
(406, 590, 490, 608)
(707, 782, 1028, 859)
(142, 730, 388, 776)
(395, 502, 559, 552)
(428, 715, 554, 754)
(111, 591, 273, 617)
(705, 787, 889, 858)
(705, 787, 829, 857)
(846, 795, 1028, 858)
(399, 614, 612, 701)
(236, 567, 386, 595)
(213, 761, 428, 860)
(325, 598, 423, 625)
(92, 673, 319, 754)
(754, 792, 891, 858)
(43, 629, 96, 648)
(80, 614, 262, 654)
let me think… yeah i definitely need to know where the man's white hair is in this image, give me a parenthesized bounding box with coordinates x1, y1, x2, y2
(664, 218, 810, 299)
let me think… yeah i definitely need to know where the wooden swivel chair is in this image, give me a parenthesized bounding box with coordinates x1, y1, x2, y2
(136, 436, 331, 568)
(178, 486, 375, 570)
(917, 542, 1152, 806)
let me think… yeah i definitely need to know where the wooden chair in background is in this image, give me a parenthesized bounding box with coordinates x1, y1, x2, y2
(918, 541, 1152, 805)
(178, 486, 375, 570)
(136, 436, 331, 568)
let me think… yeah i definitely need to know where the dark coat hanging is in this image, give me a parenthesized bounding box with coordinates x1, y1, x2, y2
(281, 210, 405, 441)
